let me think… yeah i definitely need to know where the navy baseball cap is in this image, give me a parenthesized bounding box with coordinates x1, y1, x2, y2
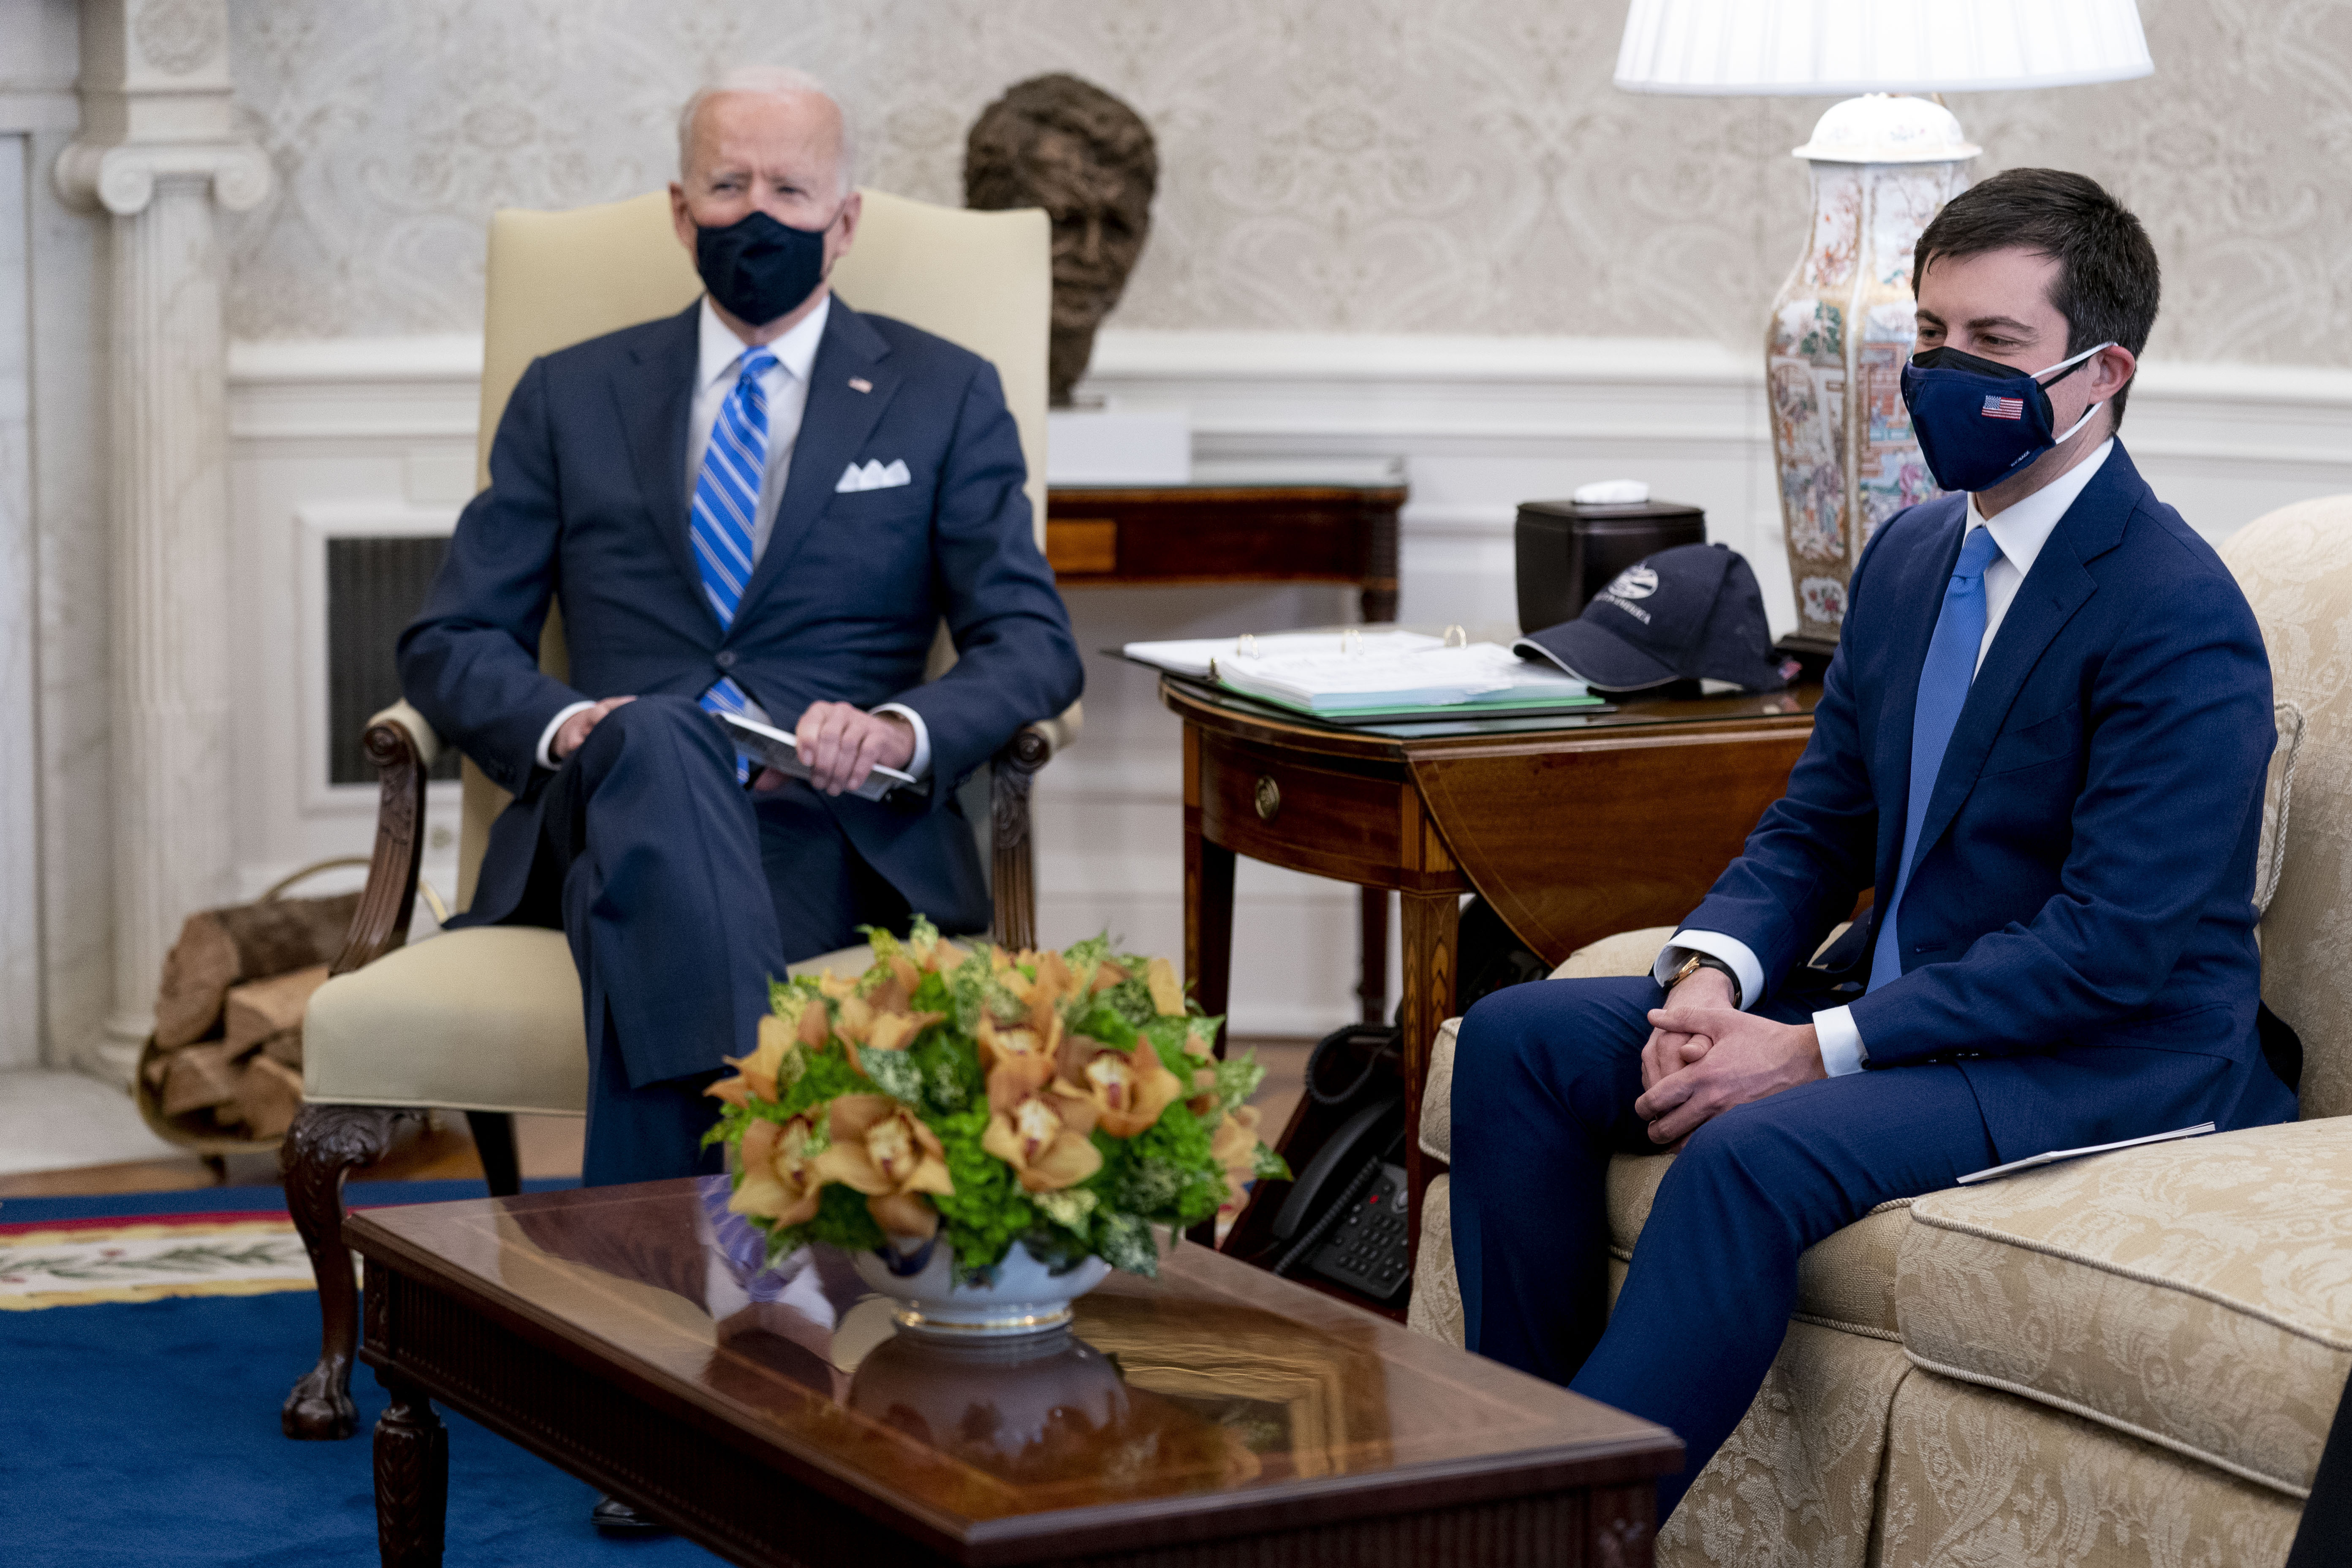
(1515, 542, 1785, 693)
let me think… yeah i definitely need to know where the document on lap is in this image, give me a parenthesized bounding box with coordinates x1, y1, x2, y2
(717, 712, 925, 803)
(1956, 1122, 2215, 1185)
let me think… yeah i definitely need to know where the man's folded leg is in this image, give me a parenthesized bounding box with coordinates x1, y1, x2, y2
(1568, 1063, 1996, 1521)
(1449, 976, 1659, 1383)
(544, 696, 788, 1185)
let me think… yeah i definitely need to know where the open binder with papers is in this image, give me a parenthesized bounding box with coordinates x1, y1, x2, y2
(1122, 630, 1605, 721)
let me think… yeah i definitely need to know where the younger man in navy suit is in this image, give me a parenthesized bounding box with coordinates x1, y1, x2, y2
(1451, 169, 2298, 1522)
(401, 68, 1083, 1188)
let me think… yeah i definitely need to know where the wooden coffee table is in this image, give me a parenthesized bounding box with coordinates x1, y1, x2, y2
(347, 1180, 1679, 1566)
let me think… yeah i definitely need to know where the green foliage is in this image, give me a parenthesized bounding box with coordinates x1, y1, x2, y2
(1254, 1144, 1293, 1182)
(769, 1182, 885, 1263)
(929, 1105, 1038, 1282)
(1099, 973, 1159, 1029)
(1090, 1211, 1160, 1277)
(1211, 1053, 1266, 1118)
(857, 1045, 924, 1105)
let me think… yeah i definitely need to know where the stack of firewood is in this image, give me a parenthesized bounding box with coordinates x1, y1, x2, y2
(140, 893, 359, 1142)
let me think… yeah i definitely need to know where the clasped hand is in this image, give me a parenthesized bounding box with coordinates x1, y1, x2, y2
(551, 696, 913, 794)
(1635, 968, 1825, 1145)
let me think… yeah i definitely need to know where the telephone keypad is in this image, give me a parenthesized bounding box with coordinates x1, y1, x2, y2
(1308, 1162, 1412, 1302)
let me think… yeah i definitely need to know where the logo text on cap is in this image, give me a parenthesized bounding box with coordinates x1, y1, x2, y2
(1607, 566, 1660, 600)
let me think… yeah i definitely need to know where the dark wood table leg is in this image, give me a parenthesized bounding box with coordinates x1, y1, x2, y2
(1184, 723, 1238, 1248)
(1182, 726, 1236, 1037)
(1357, 887, 1388, 1024)
(375, 1368, 448, 1567)
(1586, 1482, 1659, 1566)
(1397, 888, 1459, 1262)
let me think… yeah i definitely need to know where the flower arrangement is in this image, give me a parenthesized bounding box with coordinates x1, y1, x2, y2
(704, 919, 1290, 1282)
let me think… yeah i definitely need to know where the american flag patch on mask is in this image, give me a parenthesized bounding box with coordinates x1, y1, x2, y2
(1981, 394, 2025, 419)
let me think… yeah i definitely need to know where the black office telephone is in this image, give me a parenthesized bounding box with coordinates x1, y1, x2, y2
(1268, 1095, 1411, 1302)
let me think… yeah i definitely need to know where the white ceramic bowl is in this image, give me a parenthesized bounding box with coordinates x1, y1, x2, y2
(849, 1239, 1112, 1337)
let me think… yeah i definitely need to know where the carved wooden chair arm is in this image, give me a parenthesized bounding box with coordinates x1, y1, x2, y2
(329, 701, 441, 977)
(987, 707, 1078, 952)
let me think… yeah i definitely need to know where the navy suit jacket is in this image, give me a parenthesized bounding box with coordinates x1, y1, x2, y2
(399, 298, 1084, 934)
(1683, 443, 2296, 1160)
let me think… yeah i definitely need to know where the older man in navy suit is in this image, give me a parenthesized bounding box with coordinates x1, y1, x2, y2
(1450, 169, 2299, 1523)
(401, 67, 1083, 1189)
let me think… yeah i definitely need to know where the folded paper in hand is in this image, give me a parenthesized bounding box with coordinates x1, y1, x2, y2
(837, 458, 912, 492)
(718, 712, 922, 803)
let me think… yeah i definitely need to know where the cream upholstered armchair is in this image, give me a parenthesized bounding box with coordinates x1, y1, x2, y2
(1409, 495, 2352, 1565)
(279, 189, 1076, 1440)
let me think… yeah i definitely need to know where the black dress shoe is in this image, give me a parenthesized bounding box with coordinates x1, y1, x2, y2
(591, 1494, 668, 1533)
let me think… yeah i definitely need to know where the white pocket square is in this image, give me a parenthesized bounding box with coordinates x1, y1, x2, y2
(835, 458, 912, 493)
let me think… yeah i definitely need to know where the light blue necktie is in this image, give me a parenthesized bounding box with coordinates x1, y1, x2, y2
(690, 348, 776, 777)
(1869, 526, 2004, 992)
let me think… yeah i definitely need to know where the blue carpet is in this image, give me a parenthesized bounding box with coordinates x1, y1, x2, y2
(2, 1291, 715, 1566)
(0, 1198, 716, 1566)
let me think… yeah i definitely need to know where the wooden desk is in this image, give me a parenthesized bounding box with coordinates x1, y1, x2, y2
(1164, 677, 1821, 1253)
(1046, 478, 1405, 625)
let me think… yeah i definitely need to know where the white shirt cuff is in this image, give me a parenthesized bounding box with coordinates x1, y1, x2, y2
(1654, 930, 1764, 1013)
(1813, 1004, 1868, 1077)
(536, 700, 597, 770)
(872, 703, 931, 778)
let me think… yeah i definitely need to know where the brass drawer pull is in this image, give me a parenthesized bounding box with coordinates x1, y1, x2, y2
(1254, 775, 1282, 821)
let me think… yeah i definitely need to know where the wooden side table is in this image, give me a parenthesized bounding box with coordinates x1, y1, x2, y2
(1165, 676, 1822, 1277)
(1051, 468, 1408, 1020)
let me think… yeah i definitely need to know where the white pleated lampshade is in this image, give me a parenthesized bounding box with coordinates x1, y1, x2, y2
(1614, 0, 2153, 96)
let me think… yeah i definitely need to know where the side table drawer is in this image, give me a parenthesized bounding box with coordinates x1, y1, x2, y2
(1197, 735, 1420, 884)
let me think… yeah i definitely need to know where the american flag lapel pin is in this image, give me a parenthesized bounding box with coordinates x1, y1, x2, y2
(848, 376, 873, 393)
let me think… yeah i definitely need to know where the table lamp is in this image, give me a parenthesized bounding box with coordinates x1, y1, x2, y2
(1614, 0, 2153, 658)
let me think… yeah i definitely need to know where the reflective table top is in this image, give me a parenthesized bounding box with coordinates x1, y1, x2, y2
(349, 1180, 1677, 1530)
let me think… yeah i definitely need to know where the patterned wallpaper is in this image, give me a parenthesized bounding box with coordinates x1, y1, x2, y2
(223, 0, 2352, 365)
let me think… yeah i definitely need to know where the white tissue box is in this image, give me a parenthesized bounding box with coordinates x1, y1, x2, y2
(1046, 408, 1191, 486)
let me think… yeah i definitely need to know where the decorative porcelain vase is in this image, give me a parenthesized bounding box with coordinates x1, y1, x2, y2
(851, 1238, 1114, 1338)
(1769, 95, 1976, 649)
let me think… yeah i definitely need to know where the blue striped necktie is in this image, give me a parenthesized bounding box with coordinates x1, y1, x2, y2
(1869, 525, 2004, 992)
(690, 347, 777, 776)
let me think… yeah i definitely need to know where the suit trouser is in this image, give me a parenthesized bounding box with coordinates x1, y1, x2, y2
(527, 695, 909, 1188)
(1449, 975, 1996, 1522)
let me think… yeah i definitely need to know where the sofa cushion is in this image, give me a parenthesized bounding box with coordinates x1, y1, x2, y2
(1899, 1116, 2352, 1499)
(1881, 1370, 2304, 1563)
(305, 931, 876, 1117)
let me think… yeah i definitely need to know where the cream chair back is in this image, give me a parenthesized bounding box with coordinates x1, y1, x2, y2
(2222, 495, 2352, 1120)
(455, 189, 1051, 910)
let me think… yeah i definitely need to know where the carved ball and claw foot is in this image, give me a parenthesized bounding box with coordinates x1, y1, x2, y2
(280, 1103, 424, 1440)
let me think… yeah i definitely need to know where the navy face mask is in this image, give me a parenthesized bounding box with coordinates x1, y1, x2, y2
(694, 207, 836, 326)
(1898, 340, 2115, 493)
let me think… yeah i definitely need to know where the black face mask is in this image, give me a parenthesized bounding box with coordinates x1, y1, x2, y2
(694, 208, 834, 326)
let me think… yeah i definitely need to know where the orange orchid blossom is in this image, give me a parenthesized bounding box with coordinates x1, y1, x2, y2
(1050, 1030, 1185, 1139)
(809, 1094, 956, 1240)
(980, 1071, 1103, 1193)
(726, 1110, 826, 1226)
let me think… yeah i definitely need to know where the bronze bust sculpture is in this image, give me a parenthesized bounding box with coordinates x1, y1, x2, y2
(964, 74, 1158, 406)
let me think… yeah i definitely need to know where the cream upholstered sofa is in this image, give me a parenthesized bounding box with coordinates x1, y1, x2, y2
(1409, 495, 2352, 1565)
(278, 188, 1075, 1440)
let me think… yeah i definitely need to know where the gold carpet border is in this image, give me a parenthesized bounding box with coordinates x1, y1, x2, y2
(0, 1276, 316, 1311)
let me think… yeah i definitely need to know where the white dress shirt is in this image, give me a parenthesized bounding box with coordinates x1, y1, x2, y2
(1657, 439, 2116, 1076)
(534, 294, 932, 777)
